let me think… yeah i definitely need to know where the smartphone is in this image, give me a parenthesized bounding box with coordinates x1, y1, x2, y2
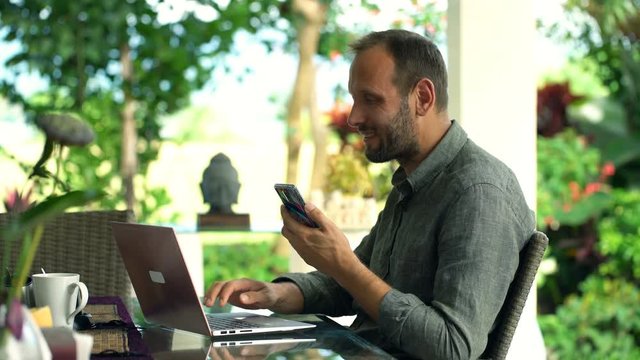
(274, 183, 319, 228)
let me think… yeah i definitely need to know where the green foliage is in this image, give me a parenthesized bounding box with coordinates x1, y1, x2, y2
(597, 188, 640, 280)
(536, 128, 619, 312)
(0, 0, 305, 222)
(539, 275, 640, 360)
(203, 241, 289, 290)
(318, 0, 446, 60)
(549, 0, 640, 188)
(536, 129, 613, 230)
(537, 141, 640, 357)
(0, 0, 261, 111)
(538, 58, 609, 99)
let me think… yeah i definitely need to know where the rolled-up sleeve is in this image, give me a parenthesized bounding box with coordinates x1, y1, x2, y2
(274, 270, 355, 316)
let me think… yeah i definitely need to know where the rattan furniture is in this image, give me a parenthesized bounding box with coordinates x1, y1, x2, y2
(482, 230, 549, 360)
(1, 210, 135, 301)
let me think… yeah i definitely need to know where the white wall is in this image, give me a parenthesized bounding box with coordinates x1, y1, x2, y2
(447, 0, 544, 358)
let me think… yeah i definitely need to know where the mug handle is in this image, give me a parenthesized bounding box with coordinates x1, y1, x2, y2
(67, 281, 89, 324)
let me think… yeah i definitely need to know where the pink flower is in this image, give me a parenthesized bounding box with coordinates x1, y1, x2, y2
(3, 187, 34, 213)
(425, 24, 436, 34)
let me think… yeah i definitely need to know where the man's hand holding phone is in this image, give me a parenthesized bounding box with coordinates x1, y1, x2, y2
(275, 183, 360, 280)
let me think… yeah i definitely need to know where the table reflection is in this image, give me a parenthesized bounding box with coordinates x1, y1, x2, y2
(138, 314, 394, 359)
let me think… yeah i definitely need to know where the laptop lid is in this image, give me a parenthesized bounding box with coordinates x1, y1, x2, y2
(111, 222, 315, 337)
(112, 222, 213, 336)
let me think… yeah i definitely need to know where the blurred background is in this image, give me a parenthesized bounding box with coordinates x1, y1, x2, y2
(1, 0, 639, 358)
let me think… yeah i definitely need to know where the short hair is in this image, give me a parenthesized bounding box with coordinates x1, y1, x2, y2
(350, 29, 448, 112)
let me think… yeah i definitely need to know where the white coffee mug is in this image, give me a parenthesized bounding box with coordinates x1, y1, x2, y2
(32, 273, 89, 328)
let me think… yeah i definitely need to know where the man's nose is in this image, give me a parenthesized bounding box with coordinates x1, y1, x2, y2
(346, 105, 362, 128)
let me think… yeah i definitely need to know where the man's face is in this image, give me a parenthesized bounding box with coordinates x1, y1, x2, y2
(347, 46, 420, 164)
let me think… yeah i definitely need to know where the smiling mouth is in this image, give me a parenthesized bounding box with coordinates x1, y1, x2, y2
(358, 130, 375, 139)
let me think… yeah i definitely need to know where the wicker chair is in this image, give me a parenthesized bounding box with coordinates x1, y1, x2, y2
(1, 210, 135, 301)
(481, 230, 549, 360)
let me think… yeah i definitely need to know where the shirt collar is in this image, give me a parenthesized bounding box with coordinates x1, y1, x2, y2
(391, 120, 468, 203)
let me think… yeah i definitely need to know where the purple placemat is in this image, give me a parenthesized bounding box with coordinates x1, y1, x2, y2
(86, 296, 151, 359)
(87, 296, 133, 324)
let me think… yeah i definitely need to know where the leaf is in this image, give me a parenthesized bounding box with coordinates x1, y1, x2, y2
(2, 190, 105, 241)
(28, 137, 54, 180)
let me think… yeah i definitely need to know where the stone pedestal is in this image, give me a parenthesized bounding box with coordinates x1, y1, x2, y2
(197, 213, 250, 231)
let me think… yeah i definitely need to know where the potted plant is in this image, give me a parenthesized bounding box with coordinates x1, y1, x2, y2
(0, 113, 104, 354)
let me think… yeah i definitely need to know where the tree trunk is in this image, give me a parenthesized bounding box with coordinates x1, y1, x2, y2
(275, 0, 327, 258)
(120, 43, 137, 211)
(308, 76, 329, 193)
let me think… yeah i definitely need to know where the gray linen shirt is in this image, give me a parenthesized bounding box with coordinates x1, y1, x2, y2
(276, 120, 536, 360)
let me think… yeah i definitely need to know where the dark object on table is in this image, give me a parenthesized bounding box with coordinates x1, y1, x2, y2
(77, 296, 151, 359)
(198, 153, 250, 230)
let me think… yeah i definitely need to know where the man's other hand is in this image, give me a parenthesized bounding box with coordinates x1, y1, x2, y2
(204, 279, 303, 314)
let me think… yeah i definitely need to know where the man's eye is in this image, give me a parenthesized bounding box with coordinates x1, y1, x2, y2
(364, 95, 378, 103)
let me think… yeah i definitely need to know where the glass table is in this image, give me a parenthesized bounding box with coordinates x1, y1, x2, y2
(142, 313, 395, 359)
(81, 297, 395, 359)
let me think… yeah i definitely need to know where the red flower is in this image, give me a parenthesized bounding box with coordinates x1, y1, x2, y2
(544, 215, 555, 226)
(584, 182, 602, 195)
(326, 101, 355, 147)
(537, 82, 582, 137)
(568, 181, 581, 201)
(601, 162, 615, 177)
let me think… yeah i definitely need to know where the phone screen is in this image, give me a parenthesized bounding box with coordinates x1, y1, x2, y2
(274, 184, 319, 228)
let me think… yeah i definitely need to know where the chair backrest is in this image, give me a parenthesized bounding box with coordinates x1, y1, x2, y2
(1, 210, 135, 300)
(482, 230, 549, 360)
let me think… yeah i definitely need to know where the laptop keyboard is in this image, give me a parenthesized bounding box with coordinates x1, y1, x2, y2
(206, 314, 256, 331)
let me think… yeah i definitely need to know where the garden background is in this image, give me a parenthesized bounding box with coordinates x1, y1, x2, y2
(1, 0, 639, 359)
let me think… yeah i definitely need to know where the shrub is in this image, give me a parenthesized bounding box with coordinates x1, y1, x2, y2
(202, 241, 288, 291)
(539, 275, 640, 360)
(540, 188, 640, 358)
(597, 188, 640, 280)
(536, 129, 615, 310)
(537, 129, 613, 230)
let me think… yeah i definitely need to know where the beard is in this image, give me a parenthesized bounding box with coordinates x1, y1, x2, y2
(364, 97, 420, 163)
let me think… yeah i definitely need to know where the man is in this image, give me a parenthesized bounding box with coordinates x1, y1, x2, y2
(205, 29, 535, 360)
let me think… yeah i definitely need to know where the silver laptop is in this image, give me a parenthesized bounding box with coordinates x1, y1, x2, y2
(111, 222, 315, 337)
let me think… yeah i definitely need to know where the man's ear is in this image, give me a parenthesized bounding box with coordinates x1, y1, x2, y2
(413, 78, 436, 116)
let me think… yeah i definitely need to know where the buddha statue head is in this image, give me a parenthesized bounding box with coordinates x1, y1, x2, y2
(199, 153, 241, 214)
